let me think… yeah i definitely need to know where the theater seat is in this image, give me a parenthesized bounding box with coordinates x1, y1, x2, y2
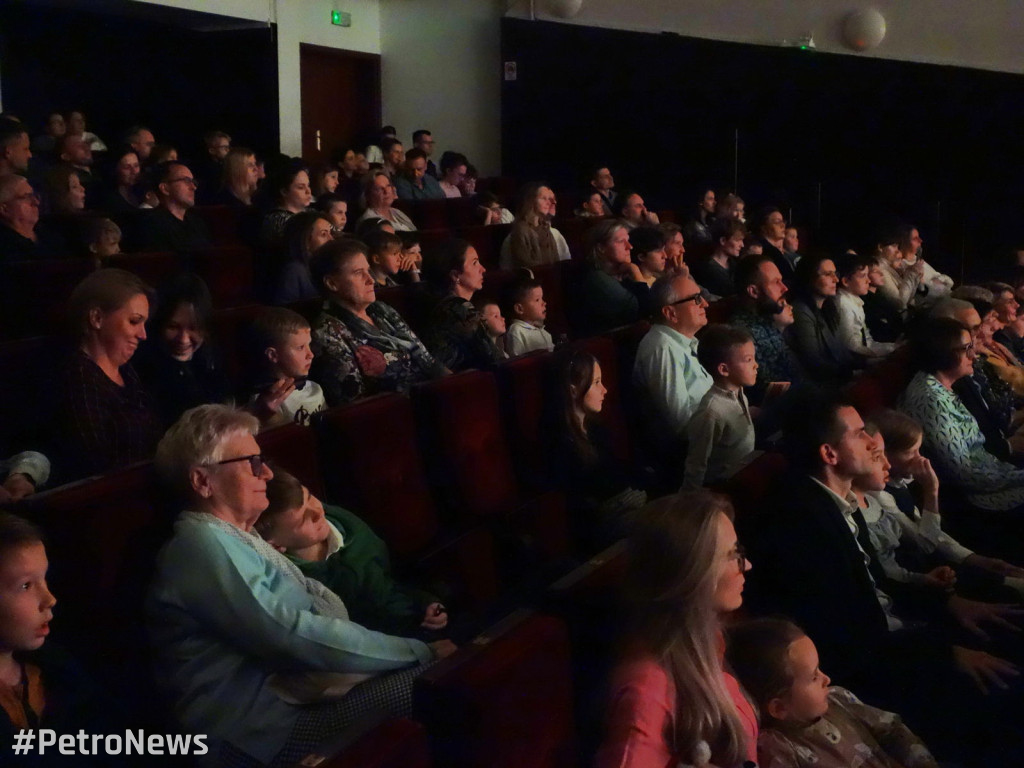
(414, 610, 576, 768)
(316, 394, 500, 611)
(296, 714, 432, 768)
(413, 370, 571, 561)
(191, 244, 256, 307)
(722, 450, 789, 531)
(193, 205, 244, 246)
(0, 334, 71, 449)
(257, 421, 326, 499)
(0, 258, 96, 337)
(103, 250, 181, 289)
(208, 304, 268, 392)
(496, 350, 555, 491)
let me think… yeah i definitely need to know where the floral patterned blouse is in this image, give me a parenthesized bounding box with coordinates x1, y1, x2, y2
(899, 371, 1024, 512)
(310, 299, 445, 406)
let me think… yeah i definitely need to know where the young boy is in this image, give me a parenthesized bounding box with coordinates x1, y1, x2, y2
(250, 307, 326, 428)
(365, 230, 409, 287)
(254, 468, 447, 638)
(836, 251, 897, 360)
(728, 618, 939, 768)
(504, 278, 554, 357)
(682, 324, 759, 490)
(474, 298, 508, 359)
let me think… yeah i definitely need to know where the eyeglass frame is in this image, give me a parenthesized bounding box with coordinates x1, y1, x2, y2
(670, 291, 707, 308)
(729, 543, 748, 572)
(207, 453, 265, 477)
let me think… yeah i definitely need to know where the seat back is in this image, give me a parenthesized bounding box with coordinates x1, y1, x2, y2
(0, 258, 95, 337)
(496, 350, 554, 490)
(257, 421, 326, 499)
(103, 251, 181, 289)
(190, 245, 255, 307)
(192, 205, 244, 246)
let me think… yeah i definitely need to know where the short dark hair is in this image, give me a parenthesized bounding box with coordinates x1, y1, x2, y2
(836, 251, 875, 281)
(909, 316, 968, 374)
(254, 464, 305, 539)
(365, 229, 402, 257)
(309, 237, 369, 297)
(151, 272, 213, 337)
(726, 618, 807, 718)
(508, 277, 542, 309)
(611, 188, 638, 218)
(696, 324, 753, 375)
(0, 511, 44, 560)
(412, 129, 432, 143)
(404, 147, 427, 163)
(439, 151, 468, 174)
(711, 217, 746, 244)
(783, 392, 853, 471)
(399, 231, 420, 250)
(628, 226, 664, 258)
(381, 137, 403, 155)
(314, 192, 347, 213)
(0, 119, 27, 148)
(734, 253, 775, 293)
(658, 222, 682, 245)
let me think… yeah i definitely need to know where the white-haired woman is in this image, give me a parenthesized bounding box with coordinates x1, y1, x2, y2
(148, 404, 454, 767)
(596, 491, 758, 768)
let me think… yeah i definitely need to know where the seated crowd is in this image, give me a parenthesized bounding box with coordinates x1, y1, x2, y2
(4, 109, 1024, 768)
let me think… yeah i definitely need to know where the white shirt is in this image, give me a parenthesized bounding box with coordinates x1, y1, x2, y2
(837, 289, 897, 359)
(632, 324, 713, 439)
(505, 319, 554, 357)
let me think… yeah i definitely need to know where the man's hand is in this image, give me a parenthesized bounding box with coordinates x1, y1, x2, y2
(421, 602, 448, 630)
(963, 554, 1024, 578)
(948, 595, 1024, 641)
(923, 565, 956, 590)
(952, 645, 1019, 694)
(2, 473, 35, 501)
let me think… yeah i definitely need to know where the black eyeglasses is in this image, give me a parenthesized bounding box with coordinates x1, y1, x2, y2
(210, 453, 265, 477)
(671, 291, 706, 308)
(957, 342, 975, 355)
(729, 544, 748, 572)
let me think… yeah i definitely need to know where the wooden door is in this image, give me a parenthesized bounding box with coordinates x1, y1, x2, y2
(299, 44, 381, 165)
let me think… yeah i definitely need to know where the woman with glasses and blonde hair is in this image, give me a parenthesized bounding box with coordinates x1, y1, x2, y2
(149, 404, 455, 768)
(597, 490, 757, 767)
(499, 181, 571, 269)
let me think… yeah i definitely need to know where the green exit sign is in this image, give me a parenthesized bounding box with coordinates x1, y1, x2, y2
(331, 10, 351, 27)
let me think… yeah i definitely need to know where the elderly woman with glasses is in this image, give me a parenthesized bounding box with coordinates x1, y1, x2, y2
(148, 404, 455, 767)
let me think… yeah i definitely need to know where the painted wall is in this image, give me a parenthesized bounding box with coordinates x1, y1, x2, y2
(506, 0, 1024, 74)
(133, 0, 382, 155)
(379, 0, 505, 177)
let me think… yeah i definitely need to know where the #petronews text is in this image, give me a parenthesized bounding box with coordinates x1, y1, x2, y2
(11, 728, 208, 756)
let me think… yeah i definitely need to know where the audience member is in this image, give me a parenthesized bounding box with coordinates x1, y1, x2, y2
(272, 210, 335, 305)
(987, 281, 1024, 361)
(504, 276, 554, 356)
(0, 451, 49, 502)
(633, 272, 712, 477)
(381, 137, 404, 179)
(613, 189, 659, 229)
(730, 253, 802, 405)
(899, 224, 953, 308)
(256, 466, 446, 637)
(196, 130, 231, 187)
(309, 238, 444, 405)
(475, 298, 508, 358)
(248, 307, 325, 428)
(682, 324, 758, 490)
(32, 112, 65, 156)
(55, 134, 95, 191)
(139, 161, 211, 254)
(659, 222, 686, 273)
(756, 207, 791, 283)
(57, 269, 160, 479)
(99, 147, 142, 213)
(836, 251, 898, 361)
(550, 349, 646, 552)
(412, 129, 438, 178)
(315, 193, 349, 235)
(212, 146, 259, 207)
(0, 121, 32, 176)
(331, 145, 363, 208)
(421, 239, 503, 371)
(628, 225, 668, 287)
(576, 191, 606, 218)
(149, 405, 453, 767)
(873, 228, 920, 313)
(0, 174, 42, 262)
(437, 152, 467, 198)
(692, 218, 744, 299)
(571, 219, 649, 335)
(125, 125, 156, 164)
(260, 158, 312, 248)
(356, 170, 415, 232)
(42, 163, 86, 214)
(366, 229, 417, 287)
(394, 148, 444, 201)
(500, 182, 570, 268)
(458, 163, 479, 197)
(727, 618, 939, 768)
(596, 491, 758, 768)
(476, 191, 514, 225)
(862, 255, 904, 343)
(789, 253, 856, 385)
(149, 143, 178, 165)
(134, 272, 229, 428)
(716, 192, 745, 223)
(783, 224, 801, 267)
(85, 217, 122, 261)
(683, 187, 717, 247)
(66, 110, 105, 152)
(310, 163, 339, 200)
(362, 125, 396, 165)
(588, 166, 616, 215)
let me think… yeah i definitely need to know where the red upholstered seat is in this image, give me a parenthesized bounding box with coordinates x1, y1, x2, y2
(844, 347, 913, 417)
(103, 251, 181, 289)
(302, 714, 433, 768)
(705, 294, 738, 325)
(0, 258, 96, 337)
(0, 334, 71, 450)
(191, 244, 255, 307)
(412, 370, 570, 560)
(256, 421, 326, 499)
(533, 262, 568, 337)
(448, 197, 482, 228)
(393, 199, 448, 231)
(192, 205, 244, 246)
(208, 304, 267, 390)
(496, 350, 554, 490)
(722, 450, 789, 526)
(317, 394, 500, 610)
(414, 610, 576, 768)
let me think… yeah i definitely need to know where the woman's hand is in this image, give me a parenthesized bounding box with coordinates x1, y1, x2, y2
(952, 646, 1019, 694)
(429, 639, 458, 659)
(256, 377, 296, 415)
(621, 262, 646, 283)
(923, 565, 957, 590)
(421, 602, 448, 630)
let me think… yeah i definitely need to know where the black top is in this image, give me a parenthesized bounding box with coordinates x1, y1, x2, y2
(139, 207, 211, 254)
(133, 342, 231, 429)
(0, 224, 40, 263)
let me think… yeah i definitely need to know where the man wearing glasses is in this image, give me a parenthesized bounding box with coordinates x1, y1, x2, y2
(0, 173, 42, 263)
(632, 272, 711, 484)
(140, 161, 211, 254)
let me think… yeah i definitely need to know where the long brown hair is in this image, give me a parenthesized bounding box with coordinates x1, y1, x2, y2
(554, 349, 599, 462)
(626, 491, 748, 766)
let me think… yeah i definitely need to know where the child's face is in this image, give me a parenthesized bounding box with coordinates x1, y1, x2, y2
(0, 542, 55, 653)
(638, 247, 667, 276)
(842, 266, 871, 297)
(783, 227, 799, 253)
(886, 435, 922, 480)
(328, 202, 348, 231)
(374, 244, 403, 276)
(868, 264, 885, 288)
(480, 303, 506, 336)
(724, 341, 758, 388)
(403, 243, 422, 267)
(516, 286, 547, 325)
(857, 439, 891, 492)
(270, 328, 314, 378)
(266, 487, 331, 553)
(775, 635, 831, 722)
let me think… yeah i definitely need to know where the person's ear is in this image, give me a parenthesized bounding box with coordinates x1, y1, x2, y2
(820, 442, 840, 467)
(264, 346, 280, 365)
(716, 361, 731, 379)
(190, 466, 214, 499)
(746, 284, 760, 301)
(88, 307, 104, 331)
(766, 696, 790, 722)
(568, 384, 579, 399)
(449, 268, 462, 286)
(513, 301, 525, 317)
(660, 304, 675, 324)
(322, 272, 340, 294)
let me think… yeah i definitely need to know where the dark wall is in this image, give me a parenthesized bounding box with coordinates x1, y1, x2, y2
(502, 18, 1024, 277)
(0, 2, 279, 162)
